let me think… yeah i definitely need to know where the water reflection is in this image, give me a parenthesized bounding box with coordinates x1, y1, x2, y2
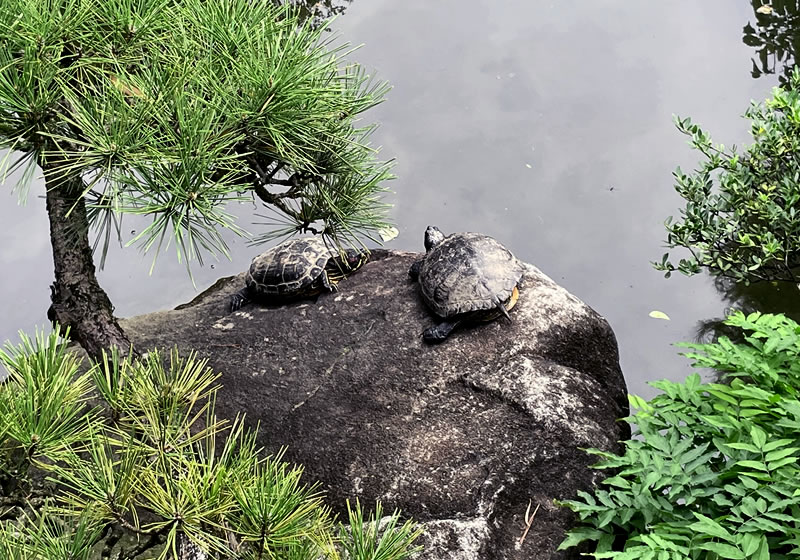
(695, 276, 800, 343)
(743, 0, 800, 84)
(282, 0, 353, 28)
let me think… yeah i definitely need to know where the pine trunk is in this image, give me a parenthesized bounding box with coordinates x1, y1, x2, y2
(40, 160, 133, 360)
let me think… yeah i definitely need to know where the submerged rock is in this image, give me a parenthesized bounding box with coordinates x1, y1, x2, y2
(122, 249, 629, 559)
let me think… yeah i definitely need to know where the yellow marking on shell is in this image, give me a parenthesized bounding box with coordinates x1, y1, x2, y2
(506, 286, 520, 311)
(478, 286, 520, 323)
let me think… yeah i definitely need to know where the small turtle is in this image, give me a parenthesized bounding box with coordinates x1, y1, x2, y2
(409, 226, 525, 342)
(229, 237, 369, 311)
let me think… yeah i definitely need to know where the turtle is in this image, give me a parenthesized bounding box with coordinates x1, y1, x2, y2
(229, 237, 369, 311)
(409, 226, 525, 342)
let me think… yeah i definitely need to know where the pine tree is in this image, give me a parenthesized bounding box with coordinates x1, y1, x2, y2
(0, 0, 392, 359)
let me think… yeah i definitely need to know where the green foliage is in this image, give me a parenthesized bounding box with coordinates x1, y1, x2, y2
(0, 326, 96, 465)
(340, 500, 422, 560)
(0, 509, 105, 560)
(0, 0, 393, 268)
(0, 327, 420, 559)
(655, 67, 800, 283)
(558, 311, 800, 559)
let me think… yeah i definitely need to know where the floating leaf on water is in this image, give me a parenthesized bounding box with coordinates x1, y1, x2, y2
(379, 226, 399, 242)
(756, 4, 773, 14)
(649, 310, 671, 321)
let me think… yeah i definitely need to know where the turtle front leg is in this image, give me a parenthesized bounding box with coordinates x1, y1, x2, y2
(408, 259, 423, 281)
(422, 320, 461, 343)
(321, 270, 338, 292)
(229, 288, 251, 312)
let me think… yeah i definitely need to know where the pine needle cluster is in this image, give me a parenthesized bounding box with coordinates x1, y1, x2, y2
(0, 0, 394, 269)
(0, 326, 421, 560)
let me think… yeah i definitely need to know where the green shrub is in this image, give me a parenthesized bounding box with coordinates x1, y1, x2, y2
(558, 311, 800, 559)
(655, 68, 800, 283)
(0, 327, 421, 560)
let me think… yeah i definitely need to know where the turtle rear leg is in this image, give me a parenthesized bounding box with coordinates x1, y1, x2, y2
(493, 297, 512, 321)
(493, 286, 520, 322)
(422, 320, 461, 343)
(229, 288, 251, 312)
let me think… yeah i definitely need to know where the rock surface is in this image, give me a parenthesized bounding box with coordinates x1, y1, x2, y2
(122, 249, 629, 559)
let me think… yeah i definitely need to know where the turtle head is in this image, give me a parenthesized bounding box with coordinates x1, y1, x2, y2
(341, 248, 370, 272)
(424, 226, 445, 252)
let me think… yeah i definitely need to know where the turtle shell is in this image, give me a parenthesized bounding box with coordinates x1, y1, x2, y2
(245, 237, 335, 297)
(418, 232, 524, 318)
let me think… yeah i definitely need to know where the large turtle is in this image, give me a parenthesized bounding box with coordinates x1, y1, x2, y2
(229, 237, 368, 311)
(409, 226, 525, 342)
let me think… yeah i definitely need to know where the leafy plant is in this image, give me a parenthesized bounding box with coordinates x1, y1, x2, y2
(558, 311, 800, 559)
(655, 67, 800, 283)
(0, 327, 421, 559)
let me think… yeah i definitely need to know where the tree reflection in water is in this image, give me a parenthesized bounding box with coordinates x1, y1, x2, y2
(280, 0, 354, 29)
(695, 276, 800, 345)
(743, 1, 800, 84)
(702, 3, 800, 348)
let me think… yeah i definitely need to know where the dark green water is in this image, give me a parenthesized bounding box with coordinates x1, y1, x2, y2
(2, 1, 799, 398)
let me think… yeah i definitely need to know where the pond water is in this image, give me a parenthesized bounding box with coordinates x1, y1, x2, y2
(2, 0, 799, 399)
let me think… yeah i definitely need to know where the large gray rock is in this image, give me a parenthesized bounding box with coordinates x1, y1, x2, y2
(122, 249, 628, 559)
